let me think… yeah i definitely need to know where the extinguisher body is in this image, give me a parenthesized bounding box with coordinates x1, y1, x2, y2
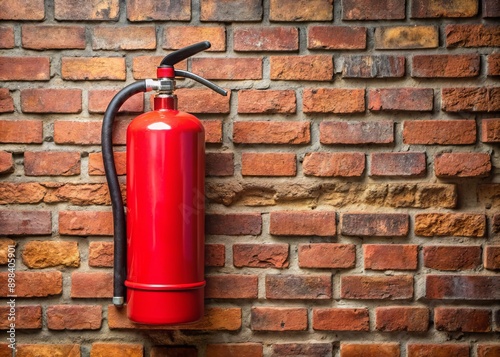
(125, 98, 205, 324)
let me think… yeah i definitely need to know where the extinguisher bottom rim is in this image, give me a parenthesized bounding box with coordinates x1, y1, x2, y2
(124, 280, 205, 291)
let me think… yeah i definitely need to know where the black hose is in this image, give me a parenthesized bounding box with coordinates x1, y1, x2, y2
(102, 80, 147, 306)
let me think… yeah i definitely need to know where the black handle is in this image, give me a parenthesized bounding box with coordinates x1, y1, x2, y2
(160, 41, 211, 67)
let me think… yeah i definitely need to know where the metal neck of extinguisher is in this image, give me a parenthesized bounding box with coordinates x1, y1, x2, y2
(101, 41, 226, 307)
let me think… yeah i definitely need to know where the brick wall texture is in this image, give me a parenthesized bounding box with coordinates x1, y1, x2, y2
(1, 0, 499, 356)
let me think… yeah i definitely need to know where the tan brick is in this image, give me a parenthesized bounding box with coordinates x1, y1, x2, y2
(22, 25, 86, 49)
(303, 88, 365, 114)
(163, 26, 226, 51)
(0, 0, 44, 20)
(375, 26, 439, 49)
(343, 0, 405, 20)
(22, 241, 80, 268)
(55, 0, 119, 20)
(415, 213, 486, 237)
(270, 55, 333, 81)
(93, 26, 156, 50)
(270, 0, 333, 21)
(411, 0, 478, 18)
(62, 58, 126, 80)
(127, 0, 190, 21)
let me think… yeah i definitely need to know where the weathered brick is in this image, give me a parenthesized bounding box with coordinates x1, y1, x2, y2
(201, 0, 262, 21)
(163, 26, 226, 51)
(238, 90, 296, 114)
(206, 213, 261, 236)
(59, 211, 113, 236)
(412, 54, 480, 78)
(0, 305, 41, 329)
(370, 152, 426, 177)
(303, 152, 365, 177)
(205, 274, 258, 299)
(234, 121, 309, 145)
(16, 344, 80, 357)
(343, 0, 405, 20)
(375, 306, 429, 332)
(206, 244, 225, 267)
(408, 344, 469, 357)
(93, 26, 156, 50)
(152, 346, 198, 357)
(364, 244, 418, 270)
(42, 183, 114, 206)
(192, 57, 262, 80)
(206, 344, 262, 357)
(22, 241, 80, 268)
(251, 307, 307, 331)
(493, 214, 500, 232)
(270, 0, 333, 21)
(22, 25, 86, 49)
(484, 246, 500, 270)
(321, 121, 393, 145)
(270, 211, 336, 237)
(54, 121, 101, 145)
(47, 305, 102, 330)
(0, 182, 45, 202)
(482, 119, 500, 142)
(0, 238, 15, 264)
(270, 55, 333, 81)
(424, 245, 481, 271)
(89, 90, 143, 113)
(342, 55, 404, 78)
(127, 0, 190, 21)
(375, 26, 439, 49)
(24, 151, 81, 176)
(266, 274, 332, 300)
(341, 275, 414, 300)
(308, 26, 366, 50)
(206, 152, 234, 176)
(62, 58, 126, 81)
(89, 241, 114, 267)
(241, 153, 296, 176)
(233, 244, 289, 268)
(415, 213, 486, 237)
(55, 0, 119, 20)
(90, 343, 142, 357)
(426, 275, 500, 300)
(234, 27, 298, 52)
(203, 120, 223, 143)
(177, 88, 230, 114)
(483, 0, 500, 18)
(0, 271, 62, 297)
(0, 27, 14, 48)
(442, 87, 500, 112)
(435, 307, 491, 332)
(71, 272, 113, 298)
(0, 88, 14, 113)
(313, 308, 369, 331)
(342, 213, 409, 237)
(478, 344, 500, 357)
(0, 56, 50, 81)
(369, 88, 433, 111)
(0, 210, 51, 236)
(341, 344, 400, 357)
(411, 0, 478, 18)
(298, 244, 355, 269)
(21, 89, 82, 113)
(435, 152, 491, 178)
(0, 0, 44, 20)
(446, 24, 500, 47)
(271, 343, 332, 357)
(403, 120, 476, 145)
(303, 88, 365, 114)
(0, 151, 13, 174)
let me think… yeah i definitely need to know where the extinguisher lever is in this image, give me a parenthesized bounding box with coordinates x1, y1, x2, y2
(175, 69, 228, 96)
(160, 41, 211, 67)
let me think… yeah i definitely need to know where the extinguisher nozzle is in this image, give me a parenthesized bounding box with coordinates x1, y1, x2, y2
(113, 296, 125, 307)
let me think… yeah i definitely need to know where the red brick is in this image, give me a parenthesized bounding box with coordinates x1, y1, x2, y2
(408, 344, 469, 357)
(47, 305, 102, 330)
(341, 275, 414, 300)
(303, 152, 365, 177)
(22, 25, 86, 50)
(90, 343, 143, 357)
(251, 307, 307, 331)
(24, 152, 80, 176)
(0, 120, 43, 144)
(442, 87, 500, 112)
(233, 244, 289, 268)
(240, 91, 296, 114)
(494, 214, 500, 233)
(303, 88, 365, 114)
(411, 0, 478, 18)
(266, 274, 332, 300)
(177, 88, 230, 114)
(270, 211, 336, 237)
(206, 152, 234, 176)
(271, 343, 332, 356)
(88, 152, 126, 176)
(482, 119, 500, 142)
(298, 244, 355, 269)
(0, 271, 62, 297)
(206, 244, 225, 267)
(320, 120, 394, 145)
(342, 213, 409, 237)
(412, 54, 480, 78)
(0, 210, 51, 236)
(375, 306, 429, 332)
(203, 120, 223, 143)
(0, 27, 14, 48)
(234, 27, 298, 52)
(89, 241, 114, 267)
(89, 90, 143, 113)
(163, 26, 226, 51)
(269, 0, 333, 21)
(424, 245, 481, 271)
(0, 305, 42, 329)
(370, 152, 426, 177)
(341, 343, 400, 357)
(435, 152, 491, 178)
(16, 344, 81, 357)
(342, 55, 404, 78)
(478, 345, 500, 357)
(446, 24, 500, 47)
(234, 121, 308, 145)
(62, 57, 126, 81)
(0, 57, 50, 81)
(426, 275, 500, 300)
(343, 0, 404, 20)
(22, 240, 80, 268)
(0, 88, 14, 113)
(192, 57, 262, 80)
(54, 121, 100, 145)
(415, 213, 486, 237)
(206, 344, 262, 357)
(484, 246, 500, 270)
(152, 346, 198, 357)
(241, 152, 296, 176)
(206, 213, 261, 236)
(270, 55, 333, 81)
(127, 0, 190, 21)
(308, 26, 366, 50)
(0, 151, 13, 174)
(93, 26, 155, 50)
(0, 0, 44, 20)
(201, 0, 262, 21)
(205, 274, 258, 299)
(71, 272, 113, 298)
(21, 88, 82, 113)
(364, 244, 418, 270)
(313, 308, 369, 331)
(369, 88, 433, 111)
(375, 26, 439, 49)
(403, 119, 476, 145)
(55, 0, 119, 21)
(59, 211, 113, 236)
(435, 307, 491, 332)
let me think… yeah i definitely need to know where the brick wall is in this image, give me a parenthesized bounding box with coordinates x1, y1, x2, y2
(0, 0, 499, 356)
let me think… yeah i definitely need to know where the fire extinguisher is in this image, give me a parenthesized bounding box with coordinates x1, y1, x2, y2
(101, 41, 227, 325)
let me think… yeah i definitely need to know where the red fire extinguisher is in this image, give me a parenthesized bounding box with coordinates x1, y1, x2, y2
(102, 41, 227, 325)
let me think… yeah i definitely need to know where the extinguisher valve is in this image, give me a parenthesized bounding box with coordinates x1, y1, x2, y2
(145, 79, 175, 93)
